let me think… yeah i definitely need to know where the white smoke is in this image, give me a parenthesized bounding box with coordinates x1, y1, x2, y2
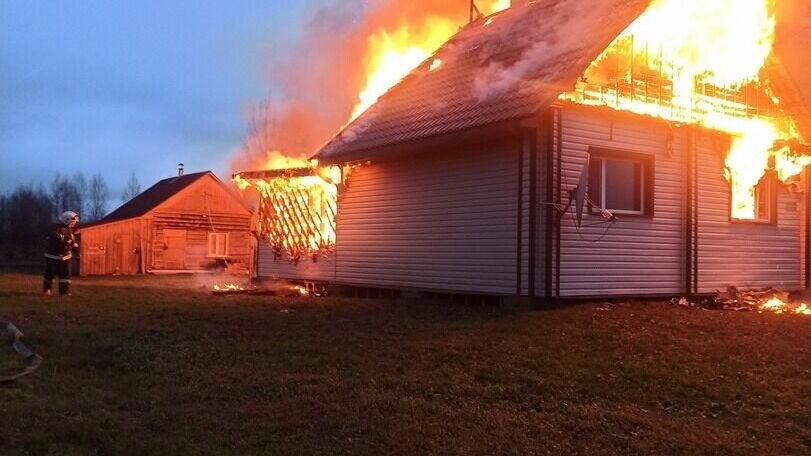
(473, 1, 633, 101)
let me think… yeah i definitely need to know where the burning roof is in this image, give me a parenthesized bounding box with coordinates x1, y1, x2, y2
(315, 0, 810, 165)
(316, 0, 652, 162)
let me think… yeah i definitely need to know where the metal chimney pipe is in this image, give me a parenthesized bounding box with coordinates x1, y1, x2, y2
(178, 163, 184, 177)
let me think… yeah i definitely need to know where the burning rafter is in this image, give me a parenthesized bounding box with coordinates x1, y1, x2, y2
(234, 166, 340, 262)
(561, 0, 810, 220)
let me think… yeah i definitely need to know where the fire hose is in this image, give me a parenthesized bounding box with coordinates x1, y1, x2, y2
(0, 321, 43, 384)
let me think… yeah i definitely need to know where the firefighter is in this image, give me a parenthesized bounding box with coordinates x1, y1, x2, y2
(43, 211, 80, 296)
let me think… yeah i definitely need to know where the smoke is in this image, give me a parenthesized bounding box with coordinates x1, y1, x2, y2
(473, 1, 628, 101)
(231, 0, 500, 173)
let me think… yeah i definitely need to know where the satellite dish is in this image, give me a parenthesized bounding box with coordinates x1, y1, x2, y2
(573, 155, 590, 227)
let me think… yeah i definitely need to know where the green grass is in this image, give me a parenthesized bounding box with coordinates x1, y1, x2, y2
(0, 273, 809, 455)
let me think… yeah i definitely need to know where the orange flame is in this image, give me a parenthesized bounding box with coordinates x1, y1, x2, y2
(561, 0, 808, 220)
(759, 297, 811, 315)
(234, 167, 339, 261)
(348, 1, 511, 123)
(349, 17, 457, 122)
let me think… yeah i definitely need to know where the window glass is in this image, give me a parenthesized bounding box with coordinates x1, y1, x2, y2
(604, 159, 642, 212)
(207, 233, 228, 257)
(588, 151, 650, 215)
(588, 158, 602, 205)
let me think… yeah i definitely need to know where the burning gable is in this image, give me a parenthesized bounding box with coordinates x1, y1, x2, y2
(234, 164, 339, 263)
(561, 0, 809, 220)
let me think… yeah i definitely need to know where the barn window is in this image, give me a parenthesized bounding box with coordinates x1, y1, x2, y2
(207, 232, 229, 257)
(588, 149, 654, 215)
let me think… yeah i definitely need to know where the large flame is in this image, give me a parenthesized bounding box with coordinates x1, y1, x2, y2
(349, 1, 512, 122)
(234, 167, 339, 261)
(561, 0, 808, 220)
(349, 17, 457, 122)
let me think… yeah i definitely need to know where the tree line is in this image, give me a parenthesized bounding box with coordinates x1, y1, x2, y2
(0, 172, 142, 260)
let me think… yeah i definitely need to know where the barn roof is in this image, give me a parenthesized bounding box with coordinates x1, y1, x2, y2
(315, 0, 811, 163)
(315, 0, 652, 162)
(78, 171, 210, 229)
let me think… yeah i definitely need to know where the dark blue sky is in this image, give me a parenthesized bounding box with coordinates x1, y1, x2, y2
(0, 0, 328, 201)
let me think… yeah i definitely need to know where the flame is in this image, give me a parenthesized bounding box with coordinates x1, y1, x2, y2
(349, 17, 457, 122)
(234, 167, 339, 261)
(484, 0, 511, 15)
(561, 0, 809, 220)
(294, 285, 308, 296)
(348, 1, 514, 123)
(760, 297, 787, 313)
(758, 297, 811, 315)
(260, 150, 314, 172)
(214, 283, 243, 292)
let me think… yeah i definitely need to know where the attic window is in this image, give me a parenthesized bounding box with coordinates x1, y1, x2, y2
(208, 232, 229, 258)
(588, 149, 654, 215)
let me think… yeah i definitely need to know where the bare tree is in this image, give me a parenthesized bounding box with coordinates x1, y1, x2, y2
(72, 172, 88, 217)
(121, 171, 142, 202)
(50, 174, 83, 220)
(87, 173, 109, 222)
(0, 194, 7, 246)
(5, 185, 53, 247)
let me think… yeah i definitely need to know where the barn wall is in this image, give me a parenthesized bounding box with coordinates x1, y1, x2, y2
(555, 105, 686, 297)
(149, 213, 253, 272)
(333, 143, 522, 295)
(160, 175, 251, 217)
(148, 174, 254, 273)
(256, 241, 336, 281)
(79, 219, 146, 275)
(695, 132, 803, 292)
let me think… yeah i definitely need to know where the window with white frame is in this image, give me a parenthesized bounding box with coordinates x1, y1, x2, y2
(588, 149, 653, 215)
(207, 232, 229, 257)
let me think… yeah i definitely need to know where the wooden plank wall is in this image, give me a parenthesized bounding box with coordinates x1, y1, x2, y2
(78, 219, 147, 275)
(150, 213, 253, 272)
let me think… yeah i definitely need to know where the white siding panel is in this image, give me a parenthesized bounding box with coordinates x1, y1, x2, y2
(695, 134, 802, 292)
(335, 145, 521, 295)
(557, 107, 685, 297)
(257, 241, 336, 281)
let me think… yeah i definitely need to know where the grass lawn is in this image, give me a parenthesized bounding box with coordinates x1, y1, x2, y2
(0, 272, 809, 455)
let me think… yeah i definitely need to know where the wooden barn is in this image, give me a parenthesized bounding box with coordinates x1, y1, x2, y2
(246, 0, 811, 301)
(77, 170, 254, 275)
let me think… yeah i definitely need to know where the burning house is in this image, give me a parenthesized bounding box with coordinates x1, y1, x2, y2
(78, 170, 255, 275)
(236, 0, 811, 302)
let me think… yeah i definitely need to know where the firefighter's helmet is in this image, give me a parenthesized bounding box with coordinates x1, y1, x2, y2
(59, 211, 79, 225)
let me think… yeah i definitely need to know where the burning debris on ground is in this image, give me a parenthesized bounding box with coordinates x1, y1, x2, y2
(672, 286, 811, 315)
(211, 279, 313, 298)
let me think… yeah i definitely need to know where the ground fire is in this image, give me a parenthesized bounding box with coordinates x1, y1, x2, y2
(560, 0, 809, 220)
(674, 287, 811, 316)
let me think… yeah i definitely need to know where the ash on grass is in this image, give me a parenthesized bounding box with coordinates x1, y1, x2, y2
(0, 273, 809, 455)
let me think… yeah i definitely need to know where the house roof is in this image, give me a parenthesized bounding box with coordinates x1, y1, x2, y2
(315, 0, 651, 163)
(315, 0, 811, 163)
(78, 171, 210, 229)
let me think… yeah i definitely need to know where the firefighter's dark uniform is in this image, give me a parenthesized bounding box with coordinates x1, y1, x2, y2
(43, 223, 78, 295)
